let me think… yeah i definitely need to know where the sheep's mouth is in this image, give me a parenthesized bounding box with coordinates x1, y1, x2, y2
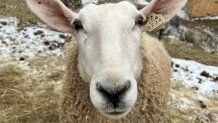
(101, 109, 130, 119)
(106, 111, 125, 115)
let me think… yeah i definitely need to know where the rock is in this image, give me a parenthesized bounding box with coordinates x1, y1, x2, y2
(184, 28, 218, 52)
(175, 64, 180, 68)
(214, 77, 218, 82)
(199, 100, 207, 109)
(0, 21, 7, 26)
(59, 34, 68, 39)
(19, 57, 25, 61)
(162, 25, 180, 38)
(43, 41, 50, 45)
(155, 10, 218, 53)
(34, 30, 44, 36)
(200, 71, 211, 78)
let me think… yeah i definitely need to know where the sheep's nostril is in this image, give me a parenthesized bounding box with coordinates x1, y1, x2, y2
(116, 80, 130, 96)
(96, 81, 131, 107)
(96, 83, 112, 99)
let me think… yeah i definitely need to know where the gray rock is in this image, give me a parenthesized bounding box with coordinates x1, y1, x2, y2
(163, 25, 180, 38)
(184, 28, 218, 52)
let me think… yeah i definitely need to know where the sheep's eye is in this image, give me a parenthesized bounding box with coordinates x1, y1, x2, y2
(135, 16, 146, 26)
(73, 20, 83, 31)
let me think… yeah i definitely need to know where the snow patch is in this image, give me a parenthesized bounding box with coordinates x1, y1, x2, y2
(172, 58, 218, 100)
(82, 0, 98, 5)
(191, 16, 218, 21)
(0, 16, 71, 60)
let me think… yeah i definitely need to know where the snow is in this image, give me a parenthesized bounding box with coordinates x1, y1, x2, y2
(191, 16, 218, 21)
(82, 0, 98, 5)
(172, 58, 218, 100)
(0, 16, 71, 60)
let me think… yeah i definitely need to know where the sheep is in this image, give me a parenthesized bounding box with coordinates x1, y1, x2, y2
(26, 0, 187, 122)
(61, 33, 172, 123)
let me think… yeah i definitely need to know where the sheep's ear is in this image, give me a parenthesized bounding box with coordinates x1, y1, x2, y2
(26, 0, 77, 33)
(140, 0, 187, 22)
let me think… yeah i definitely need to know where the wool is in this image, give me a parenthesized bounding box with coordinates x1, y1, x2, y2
(60, 33, 171, 123)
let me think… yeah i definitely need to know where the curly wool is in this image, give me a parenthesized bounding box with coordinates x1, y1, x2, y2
(60, 33, 171, 123)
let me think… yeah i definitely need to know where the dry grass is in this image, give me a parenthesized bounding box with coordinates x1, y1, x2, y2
(0, 0, 78, 22)
(0, 0, 39, 22)
(163, 40, 218, 66)
(0, 56, 65, 123)
(168, 80, 218, 123)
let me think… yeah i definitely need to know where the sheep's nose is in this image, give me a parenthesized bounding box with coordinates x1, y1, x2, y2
(96, 81, 130, 107)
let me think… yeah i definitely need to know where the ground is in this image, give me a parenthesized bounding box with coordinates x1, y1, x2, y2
(0, 0, 218, 123)
(163, 39, 218, 66)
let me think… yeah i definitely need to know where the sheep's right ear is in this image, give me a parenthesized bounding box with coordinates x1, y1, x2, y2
(26, 0, 77, 33)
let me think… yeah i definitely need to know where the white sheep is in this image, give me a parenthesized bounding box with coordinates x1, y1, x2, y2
(26, 0, 187, 122)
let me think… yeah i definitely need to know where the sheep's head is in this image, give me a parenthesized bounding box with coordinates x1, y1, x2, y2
(26, 0, 187, 119)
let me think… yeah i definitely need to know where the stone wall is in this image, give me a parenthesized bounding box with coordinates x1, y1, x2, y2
(158, 14, 218, 53)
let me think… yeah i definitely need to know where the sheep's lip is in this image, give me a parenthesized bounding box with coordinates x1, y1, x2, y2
(105, 111, 126, 115)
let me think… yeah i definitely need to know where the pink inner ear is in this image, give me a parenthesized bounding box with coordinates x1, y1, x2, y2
(152, 0, 179, 12)
(42, 1, 71, 29)
(39, 0, 65, 18)
(27, 0, 75, 33)
(147, 0, 187, 21)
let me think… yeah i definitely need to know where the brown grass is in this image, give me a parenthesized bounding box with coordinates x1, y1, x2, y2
(163, 40, 218, 66)
(0, 0, 39, 22)
(0, 0, 78, 22)
(0, 56, 64, 123)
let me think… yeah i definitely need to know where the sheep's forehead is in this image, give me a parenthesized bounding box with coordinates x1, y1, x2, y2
(78, 2, 140, 27)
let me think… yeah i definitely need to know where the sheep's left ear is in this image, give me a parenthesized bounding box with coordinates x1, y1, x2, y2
(140, 0, 187, 22)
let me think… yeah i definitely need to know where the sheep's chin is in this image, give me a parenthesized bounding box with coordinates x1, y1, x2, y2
(98, 108, 131, 119)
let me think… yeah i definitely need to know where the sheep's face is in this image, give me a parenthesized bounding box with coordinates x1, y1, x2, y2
(78, 2, 142, 118)
(26, 0, 187, 119)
